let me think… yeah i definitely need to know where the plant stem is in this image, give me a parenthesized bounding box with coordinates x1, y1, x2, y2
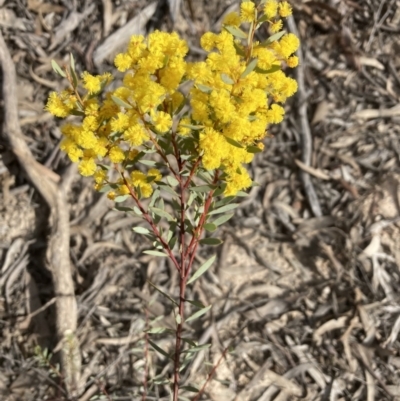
(172, 272, 187, 401)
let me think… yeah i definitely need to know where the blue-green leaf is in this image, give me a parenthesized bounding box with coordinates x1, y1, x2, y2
(221, 73, 235, 85)
(261, 30, 286, 46)
(132, 226, 150, 235)
(147, 280, 179, 306)
(224, 25, 247, 39)
(187, 255, 216, 285)
(199, 238, 223, 246)
(148, 340, 171, 359)
(212, 213, 234, 226)
(196, 84, 212, 94)
(114, 195, 130, 203)
(241, 58, 258, 78)
(208, 203, 238, 215)
(185, 305, 211, 323)
(182, 343, 211, 353)
(51, 60, 66, 77)
(204, 223, 217, 232)
(167, 176, 179, 187)
(143, 250, 168, 257)
(111, 95, 132, 109)
(225, 137, 244, 148)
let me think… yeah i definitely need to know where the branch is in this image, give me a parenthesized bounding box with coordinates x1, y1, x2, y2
(0, 31, 81, 396)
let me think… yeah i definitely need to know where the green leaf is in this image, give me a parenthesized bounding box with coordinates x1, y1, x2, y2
(261, 30, 286, 46)
(149, 207, 175, 221)
(145, 327, 167, 334)
(182, 337, 198, 347)
(213, 183, 227, 197)
(209, 203, 238, 215)
(148, 340, 171, 359)
(180, 124, 205, 131)
(254, 64, 281, 74)
(51, 60, 66, 77)
(225, 137, 244, 148)
(257, 14, 269, 24)
(196, 84, 213, 94)
(224, 25, 248, 39)
(186, 299, 205, 309)
(143, 250, 168, 257)
(132, 226, 150, 235)
(167, 176, 179, 187)
(113, 206, 133, 212)
(70, 53, 76, 72)
(147, 280, 179, 306)
(180, 385, 199, 393)
(114, 195, 130, 203)
(182, 343, 211, 353)
(220, 73, 235, 85)
(111, 95, 132, 109)
(187, 255, 216, 285)
(169, 235, 177, 250)
(175, 314, 182, 324)
(199, 237, 223, 246)
(133, 206, 142, 215)
(241, 58, 258, 78)
(233, 42, 246, 57)
(212, 213, 234, 226)
(215, 196, 235, 208)
(190, 185, 215, 193)
(204, 223, 217, 232)
(69, 109, 85, 117)
(158, 182, 179, 198)
(185, 305, 211, 323)
(246, 145, 263, 153)
(139, 159, 157, 166)
(69, 54, 78, 87)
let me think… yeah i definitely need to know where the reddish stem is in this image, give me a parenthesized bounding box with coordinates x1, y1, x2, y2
(142, 308, 149, 401)
(121, 173, 181, 271)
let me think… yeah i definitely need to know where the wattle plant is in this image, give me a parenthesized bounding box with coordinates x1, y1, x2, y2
(46, 0, 298, 399)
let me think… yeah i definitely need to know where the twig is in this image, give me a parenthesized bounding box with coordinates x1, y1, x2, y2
(191, 324, 247, 401)
(142, 308, 149, 401)
(0, 31, 81, 396)
(286, 16, 322, 217)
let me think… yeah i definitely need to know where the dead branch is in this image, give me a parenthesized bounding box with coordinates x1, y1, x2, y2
(0, 31, 81, 396)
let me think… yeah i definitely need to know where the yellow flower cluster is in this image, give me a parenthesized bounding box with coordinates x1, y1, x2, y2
(45, 0, 299, 199)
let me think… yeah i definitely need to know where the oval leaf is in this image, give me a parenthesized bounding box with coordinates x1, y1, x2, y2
(221, 73, 235, 85)
(133, 226, 150, 235)
(199, 238, 223, 246)
(167, 176, 179, 187)
(196, 84, 213, 94)
(114, 195, 130, 203)
(204, 223, 217, 232)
